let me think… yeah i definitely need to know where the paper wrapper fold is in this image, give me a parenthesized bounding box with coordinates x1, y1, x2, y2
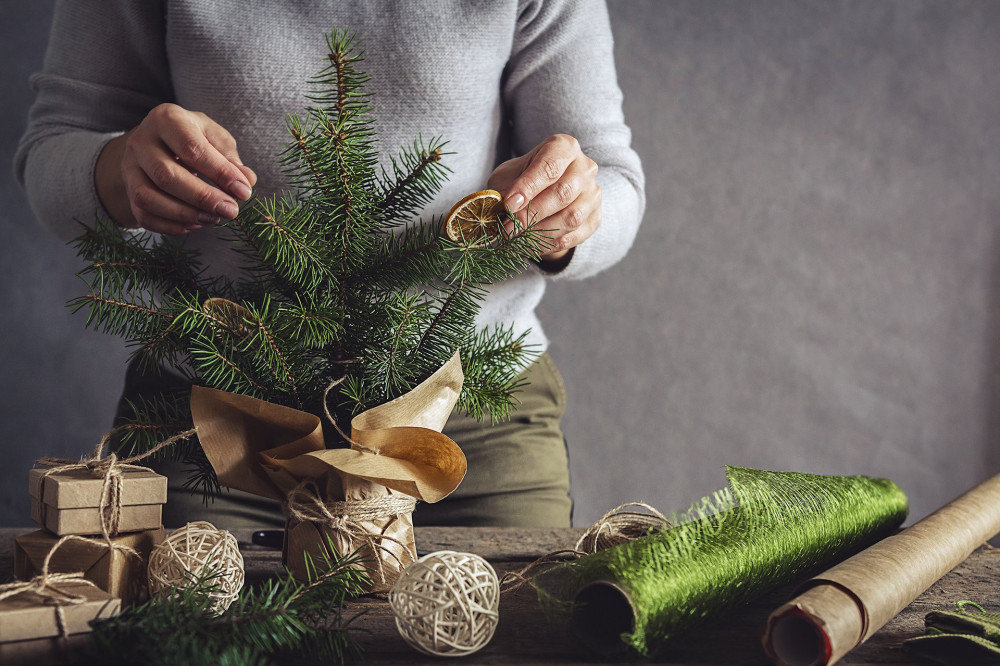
(763, 472, 1000, 666)
(191, 352, 467, 589)
(28, 467, 167, 536)
(0, 581, 119, 642)
(14, 527, 164, 606)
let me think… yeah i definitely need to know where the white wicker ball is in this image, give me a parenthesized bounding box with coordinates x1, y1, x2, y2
(147, 520, 245, 614)
(389, 550, 500, 657)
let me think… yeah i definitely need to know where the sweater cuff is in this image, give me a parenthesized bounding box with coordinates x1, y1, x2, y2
(22, 131, 123, 241)
(532, 168, 639, 281)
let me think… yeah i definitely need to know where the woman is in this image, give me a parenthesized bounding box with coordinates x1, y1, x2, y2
(15, 0, 644, 528)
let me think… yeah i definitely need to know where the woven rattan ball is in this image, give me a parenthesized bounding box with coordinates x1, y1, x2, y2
(147, 520, 245, 614)
(389, 550, 499, 657)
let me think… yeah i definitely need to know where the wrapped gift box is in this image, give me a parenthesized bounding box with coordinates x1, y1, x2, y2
(14, 527, 164, 606)
(29, 467, 167, 536)
(0, 580, 119, 643)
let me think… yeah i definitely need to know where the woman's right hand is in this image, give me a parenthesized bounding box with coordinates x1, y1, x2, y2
(95, 103, 257, 235)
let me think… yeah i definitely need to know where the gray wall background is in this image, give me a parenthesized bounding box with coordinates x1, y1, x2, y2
(3, 1, 999, 527)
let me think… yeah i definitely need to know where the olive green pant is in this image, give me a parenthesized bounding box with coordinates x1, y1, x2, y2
(118, 353, 573, 529)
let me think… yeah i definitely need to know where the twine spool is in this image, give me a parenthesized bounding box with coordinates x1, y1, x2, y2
(574, 502, 672, 554)
(147, 521, 244, 614)
(389, 550, 500, 657)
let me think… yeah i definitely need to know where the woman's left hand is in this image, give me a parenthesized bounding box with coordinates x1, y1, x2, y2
(488, 133, 602, 267)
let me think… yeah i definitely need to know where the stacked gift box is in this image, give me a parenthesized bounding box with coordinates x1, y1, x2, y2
(1, 464, 167, 661)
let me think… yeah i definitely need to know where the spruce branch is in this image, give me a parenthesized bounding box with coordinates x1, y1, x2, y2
(233, 194, 334, 290)
(377, 137, 452, 227)
(112, 392, 194, 462)
(87, 540, 370, 665)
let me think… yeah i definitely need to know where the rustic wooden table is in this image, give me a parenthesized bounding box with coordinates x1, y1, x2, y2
(2, 526, 995, 664)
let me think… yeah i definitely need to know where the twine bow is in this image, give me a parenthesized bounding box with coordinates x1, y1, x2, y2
(0, 535, 103, 639)
(34, 428, 196, 540)
(32, 427, 196, 582)
(286, 480, 417, 587)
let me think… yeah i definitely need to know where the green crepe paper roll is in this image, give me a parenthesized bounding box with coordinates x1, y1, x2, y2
(543, 466, 908, 658)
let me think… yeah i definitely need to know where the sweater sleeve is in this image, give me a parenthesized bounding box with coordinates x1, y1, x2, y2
(13, 0, 173, 241)
(504, 0, 645, 281)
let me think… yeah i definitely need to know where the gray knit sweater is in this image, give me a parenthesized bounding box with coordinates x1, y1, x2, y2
(15, 0, 644, 359)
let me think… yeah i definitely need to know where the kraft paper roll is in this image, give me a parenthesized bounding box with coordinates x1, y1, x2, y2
(763, 472, 1000, 666)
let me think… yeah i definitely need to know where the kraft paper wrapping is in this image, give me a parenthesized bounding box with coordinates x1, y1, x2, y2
(28, 466, 167, 536)
(191, 352, 467, 589)
(14, 527, 164, 606)
(763, 472, 1000, 666)
(0, 581, 119, 642)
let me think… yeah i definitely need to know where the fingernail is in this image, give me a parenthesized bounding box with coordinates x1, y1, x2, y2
(189, 224, 204, 231)
(216, 200, 239, 219)
(506, 193, 525, 212)
(229, 181, 252, 201)
(197, 212, 221, 225)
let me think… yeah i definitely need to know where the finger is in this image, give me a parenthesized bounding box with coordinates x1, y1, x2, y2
(136, 215, 201, 235)
(237, 164, 258, 188)
(534, 186, 602, 255)
(125, 168, 220, 232)
(132, 142, 242, 220)
(203, 123, 258, 189)
(487, 152, 529, 194)
(519, 154, 597, 224)
(157, 111, 253, 202)
(504, 134, 579, 213)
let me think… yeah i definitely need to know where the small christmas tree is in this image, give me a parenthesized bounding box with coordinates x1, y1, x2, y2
(71, 29, 545, 497)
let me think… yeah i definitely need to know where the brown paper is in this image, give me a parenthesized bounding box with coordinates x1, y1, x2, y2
(191, 352, 467, 587)
(30, 499, 163, 537)
(763, 472, 1000, 666)
(28, 467, 166, 536)
(14, 528, 164, 606)
(0, 581, 119, 642)
(29, 467, 167, 508)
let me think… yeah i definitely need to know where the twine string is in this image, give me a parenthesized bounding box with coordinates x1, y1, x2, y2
(499, 502, 673, 593)
(286, 480, 417, 586)
(321, 376, 379, 455)
(574, 502, 672, 554)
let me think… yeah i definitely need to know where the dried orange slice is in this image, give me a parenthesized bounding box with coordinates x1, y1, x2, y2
(443, 189, 503, 244)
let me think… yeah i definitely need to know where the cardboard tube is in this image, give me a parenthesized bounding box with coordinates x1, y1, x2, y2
(571, 581, 638, 656)
(763, 472, 1000, 666)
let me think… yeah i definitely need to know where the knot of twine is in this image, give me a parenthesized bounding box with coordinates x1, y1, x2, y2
(287, 481, 417, 586)
(0, 535, 102, 639)
(34, 428, 197, 541)
(32, 427, 197, 581)
(500, 502, 673, 593)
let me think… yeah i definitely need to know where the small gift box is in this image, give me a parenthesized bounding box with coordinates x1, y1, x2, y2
(191, 352, 468, 591)
(14, 527, 164, 605)
(29, 466, 167, 536)
(0, 580, 119, 643)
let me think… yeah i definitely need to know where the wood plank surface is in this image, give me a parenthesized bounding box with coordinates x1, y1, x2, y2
(2, 526, 994, 664)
